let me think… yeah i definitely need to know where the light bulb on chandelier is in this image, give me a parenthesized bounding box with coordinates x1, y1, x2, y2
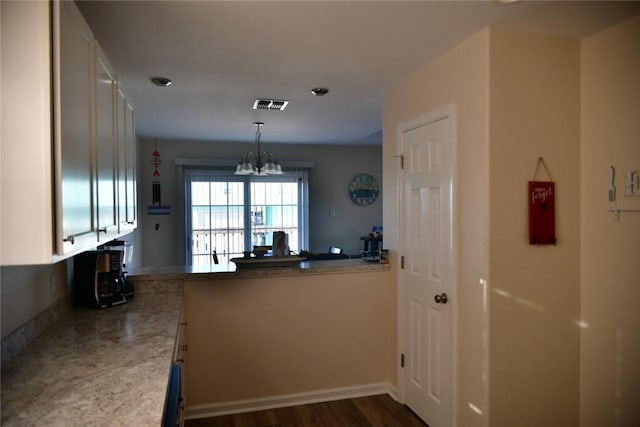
(234, 122, 283, 176)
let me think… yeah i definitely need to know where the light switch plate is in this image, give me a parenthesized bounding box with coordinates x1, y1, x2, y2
(624, 170, 640, 196)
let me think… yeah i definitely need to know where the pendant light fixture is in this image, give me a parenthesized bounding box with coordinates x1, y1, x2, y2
(234, 121, 283, 175)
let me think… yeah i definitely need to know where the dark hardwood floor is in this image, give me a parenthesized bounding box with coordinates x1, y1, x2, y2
(185, 394, 427, 427)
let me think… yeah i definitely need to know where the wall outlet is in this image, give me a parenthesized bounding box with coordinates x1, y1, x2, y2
(624, 170, 640, 196)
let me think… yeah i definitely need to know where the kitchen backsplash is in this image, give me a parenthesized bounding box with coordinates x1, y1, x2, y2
(1, 295, 71, 368)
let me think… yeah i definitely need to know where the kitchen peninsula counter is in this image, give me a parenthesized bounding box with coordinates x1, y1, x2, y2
(126, 258, 396, 413)
(1, 291, 183, 427)
(127, 257, 391, 282)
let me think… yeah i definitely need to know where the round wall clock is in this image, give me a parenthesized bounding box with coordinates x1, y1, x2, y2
(348, 173, 379, 206)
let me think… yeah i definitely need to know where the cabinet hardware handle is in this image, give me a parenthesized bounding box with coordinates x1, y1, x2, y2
(180, 322, 188, 326)
(63, 236, 75, 244)
(98, 228, 107, 234)
(127, 221, 134, 225)
(180, 344, 188, 352)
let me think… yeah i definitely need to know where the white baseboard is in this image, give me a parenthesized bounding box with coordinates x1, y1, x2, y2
(185, 382, 399, 420)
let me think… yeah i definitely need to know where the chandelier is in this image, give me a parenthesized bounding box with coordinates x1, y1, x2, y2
(234, 121, 283, 175)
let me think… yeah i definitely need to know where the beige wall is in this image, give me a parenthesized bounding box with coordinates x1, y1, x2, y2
(138, 138, 382, 267)
(384, 30, 490, 427)
(384, 27, 585, 426)
(184, 270, 396, 405)
(488, 29, 581, 426)
(580, 15, 640, 427)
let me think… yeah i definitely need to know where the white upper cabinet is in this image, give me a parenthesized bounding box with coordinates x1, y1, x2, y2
(94, 42, 119, 242)
(0, 1, 137, 265)
(125, 100, 137, 230)
(53, 0, 99, 256)
(0, 1, 55, 265)
(117, 85, 137, 235)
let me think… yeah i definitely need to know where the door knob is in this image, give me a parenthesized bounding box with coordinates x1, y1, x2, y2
(434, 293, 449, 304)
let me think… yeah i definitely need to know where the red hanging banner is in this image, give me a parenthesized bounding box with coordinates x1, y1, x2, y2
(528, 181, 556, 245)
(528, 157, 556, 245)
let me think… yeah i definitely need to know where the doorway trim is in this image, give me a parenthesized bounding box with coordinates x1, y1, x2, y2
(396, 104, 458, 426)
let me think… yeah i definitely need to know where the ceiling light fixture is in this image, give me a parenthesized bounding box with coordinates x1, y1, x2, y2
(235, 122, 283, 176)
(150, 76, 173, 87)
(310, 87, 329, 96)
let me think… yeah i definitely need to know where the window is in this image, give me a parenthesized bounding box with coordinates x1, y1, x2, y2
(184, 168, 308, 265)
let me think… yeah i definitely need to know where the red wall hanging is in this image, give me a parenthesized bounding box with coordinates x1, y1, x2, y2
(528, 157, 557, 245)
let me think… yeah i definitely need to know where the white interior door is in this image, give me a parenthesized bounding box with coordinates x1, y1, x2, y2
(400, 113, 454, 427)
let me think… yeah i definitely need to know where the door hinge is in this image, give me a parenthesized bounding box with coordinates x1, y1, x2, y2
(401, 256, 405, 269)
(401, 353, 405, 368)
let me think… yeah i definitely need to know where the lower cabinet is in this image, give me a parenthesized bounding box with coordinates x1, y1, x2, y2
(164, 307, 187, 427)
(162, 364, 183, 427)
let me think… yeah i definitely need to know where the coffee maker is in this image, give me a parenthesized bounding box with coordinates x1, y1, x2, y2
(73, 243, 134, 308)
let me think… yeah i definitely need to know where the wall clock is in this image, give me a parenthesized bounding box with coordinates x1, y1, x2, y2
(348, 173, 379, 206)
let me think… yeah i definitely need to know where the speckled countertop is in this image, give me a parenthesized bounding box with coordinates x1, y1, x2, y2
(1, 291, 183, 427)
(127, 258, 391, 281)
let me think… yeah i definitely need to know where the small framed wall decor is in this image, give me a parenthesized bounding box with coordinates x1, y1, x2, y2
(348, 173, 379, 206)
(528, 157, 557, 245)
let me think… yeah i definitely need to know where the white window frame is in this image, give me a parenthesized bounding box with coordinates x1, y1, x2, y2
(182, 166, 309, 265)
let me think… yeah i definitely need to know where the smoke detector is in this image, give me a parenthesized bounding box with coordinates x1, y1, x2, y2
(252, 99, 289, 111)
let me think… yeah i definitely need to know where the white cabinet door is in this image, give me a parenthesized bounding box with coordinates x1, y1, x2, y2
(117, 85, 137, 234)
(53, 0, 98, 255)
(94, 42, 118, 242)
(125, 100, 137, 229)
(0, 1, 55, 265)
(116, 88, 127, 233)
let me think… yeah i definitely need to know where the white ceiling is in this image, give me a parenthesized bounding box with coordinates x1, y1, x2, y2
(76, 1, 640, 146)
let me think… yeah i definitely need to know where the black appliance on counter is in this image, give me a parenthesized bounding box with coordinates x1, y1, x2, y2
(73, 249, 134, 308)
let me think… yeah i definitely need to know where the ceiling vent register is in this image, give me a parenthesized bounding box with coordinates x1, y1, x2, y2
(253, 99, 289, 111)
